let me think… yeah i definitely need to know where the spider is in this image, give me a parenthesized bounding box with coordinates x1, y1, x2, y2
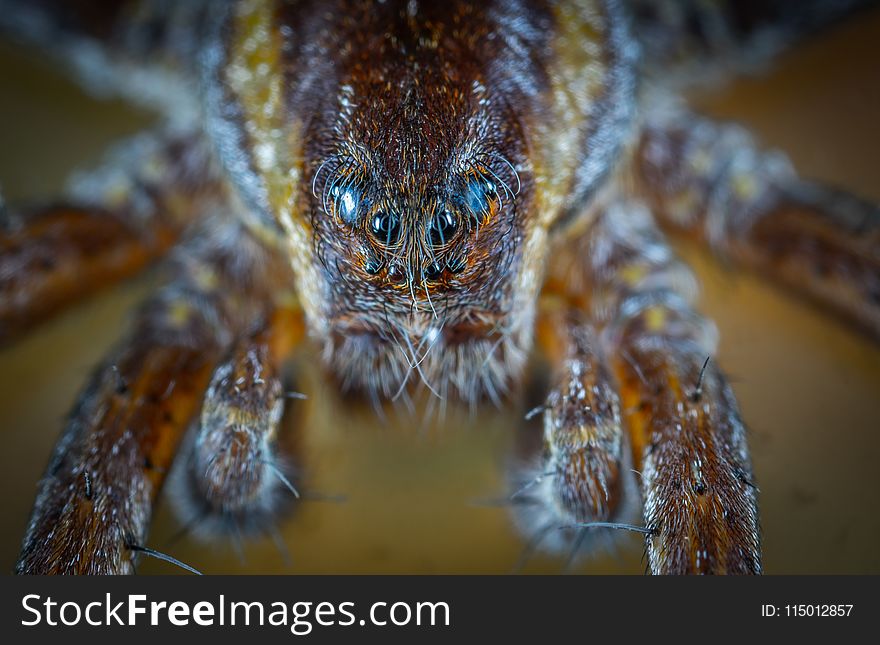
(1, 0, 878, 575)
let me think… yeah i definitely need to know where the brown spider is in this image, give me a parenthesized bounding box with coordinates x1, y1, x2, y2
(1, 0, 878, 575)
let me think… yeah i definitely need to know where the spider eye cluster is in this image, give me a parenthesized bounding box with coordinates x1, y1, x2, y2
(315, 158, 512, 283)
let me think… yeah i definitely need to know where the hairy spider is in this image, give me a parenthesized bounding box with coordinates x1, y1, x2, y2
(1, 0, 878, 575)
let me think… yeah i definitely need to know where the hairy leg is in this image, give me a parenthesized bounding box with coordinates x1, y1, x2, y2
(634, 103, 880, 338)
(0, 127, 221, 344)
(0, 0, 211, 117)
(508, 301, 634, 561)
(631, 0, 876, 87)
(559, 200, 761, 574)
(171, 305, 306, 541)
(15, 218, 285, 574)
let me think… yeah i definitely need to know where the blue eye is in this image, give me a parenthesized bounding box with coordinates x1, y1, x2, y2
(461, 176, 497, 220)
(331, 185, 361, 225)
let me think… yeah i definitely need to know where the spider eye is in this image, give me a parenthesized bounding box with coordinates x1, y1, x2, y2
(460, 175, 498, 223)
(331, 185, 361, 225)
(364, 256, 383, 275)
(369, 210, 402, 246)
(427, 208, 459, 247)
(424, 261, 443, 280)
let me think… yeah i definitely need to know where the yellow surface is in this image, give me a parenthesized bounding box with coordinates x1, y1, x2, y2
(0, 11, 879, 574)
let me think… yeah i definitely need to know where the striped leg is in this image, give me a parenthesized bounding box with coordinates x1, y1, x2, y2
(507, 300, 636, 566)
(15, 220, 282, 574)
(631, 0, 876, 86)
(635, 103, 880, 339)
(575, 200, 761, 574)
(171, 305, 306, 541)
(0, 127, 220, 344)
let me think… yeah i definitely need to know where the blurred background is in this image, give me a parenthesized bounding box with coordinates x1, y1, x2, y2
(0, 7, 879, 574)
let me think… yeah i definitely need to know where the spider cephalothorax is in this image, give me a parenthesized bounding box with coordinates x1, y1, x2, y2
(2, 0, 878, 575)
(205, 0, 634, 402)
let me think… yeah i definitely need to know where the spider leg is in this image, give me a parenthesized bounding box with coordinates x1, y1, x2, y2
(169, 306, 306, 543)
(0, 0, 210, 116)
(632, 0, 876, 87)
(0, 127, 220, 344)
(508, 304, 633, 561)
(15, 218, 284, 574)
(557, 199, 761, 574)
(635, 103, 880, 339)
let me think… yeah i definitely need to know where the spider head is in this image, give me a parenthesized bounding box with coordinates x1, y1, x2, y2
(292, 66, 549, 403)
